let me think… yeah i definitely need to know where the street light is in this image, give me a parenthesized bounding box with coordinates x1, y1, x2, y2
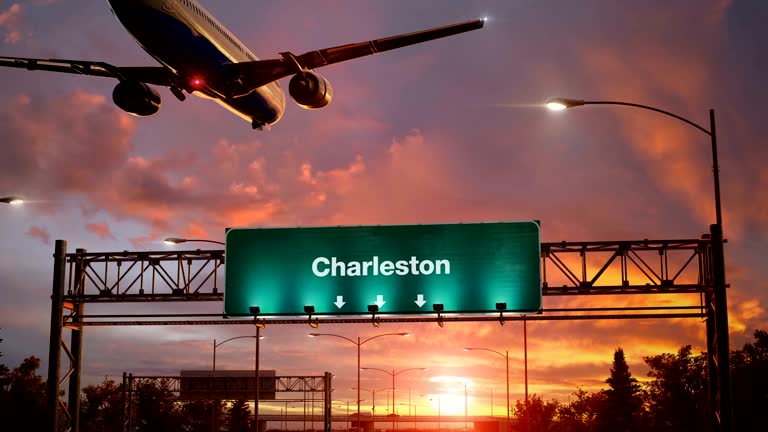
(399, 403, 421, 430)
(308, 332, 410, 431)
(164, 237, 225, 246)
(334, 399, 364, 431)
(428, 395, 441, 432)
(546, 97, 731, 431)
(212, 333, 265, 432)
(465, 348, 509, 432)
(0, 196, 23, 205)
(361, 367, 426, 431)
(351, 387, 394, 417)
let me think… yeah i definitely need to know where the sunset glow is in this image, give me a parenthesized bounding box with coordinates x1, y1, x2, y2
(0, 1, 767, 431)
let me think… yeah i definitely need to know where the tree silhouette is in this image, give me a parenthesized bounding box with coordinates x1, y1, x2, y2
(80, 378, 124, 432)
(180, 400, 218, 431)
(596, 348, 643, 432)
(514, 394, 560, 432)
(731, 329, 768, 431)
(228, 399, 251, 432)
(0, 331, 8, 389)
(556, 388, 605, 432)
(0, 356, 48, 431)
(643, 345, 711, 432)
(133, 379, 184, 432)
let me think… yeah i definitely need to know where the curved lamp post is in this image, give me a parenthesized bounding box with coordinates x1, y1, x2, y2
(164, 237, 225, 246)
(547, 97, 731, 431)
(212, 333, 265, 432)
(464, 348, 510, 432)
(0, 196, 24, 205)
(361, 367, 426, 431)
(334, 399, 365, 430)
(308, 332, 410, 431)
(351, 387, 393, 416)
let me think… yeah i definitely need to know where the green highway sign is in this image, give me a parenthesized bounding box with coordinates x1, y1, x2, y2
(224, 221, 541, 316)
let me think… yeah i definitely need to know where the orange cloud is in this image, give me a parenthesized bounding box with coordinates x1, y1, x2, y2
(85, 222, 116, 240)
(0, 4, 21, 44)
(26, 225, 50, 244)
(579, 47, 715, 230)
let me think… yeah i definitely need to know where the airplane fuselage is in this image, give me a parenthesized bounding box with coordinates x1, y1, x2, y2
(107, 0, 286, 127)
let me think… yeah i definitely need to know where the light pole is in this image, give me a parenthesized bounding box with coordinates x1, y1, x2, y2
(547, 97, 731, 431)
(398, 403, 420, 431)
(283, 401, 300, 431)
(0, 196, 23, 205)
(490, 387, 493, 417)
(464, 348, 509, 432)
(464, 381, 468, 432)
(164, 237, 225, 246)
(361, 367, 426, 431)
(334, 399, 363, 431)
(351, 387, 394, 417)
(212, 332, 265, 432)
(429, 396, 441, 432)
(309, 332, 410, 432)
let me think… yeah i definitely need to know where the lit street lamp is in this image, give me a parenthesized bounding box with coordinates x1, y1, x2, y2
(546, 97, 731, 431)
(309, 332, 410, 431)
(361, 367, 426, 431)
(0, 196, 23, 205)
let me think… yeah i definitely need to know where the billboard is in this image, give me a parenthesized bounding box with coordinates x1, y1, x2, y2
(179, 370, 276, 401)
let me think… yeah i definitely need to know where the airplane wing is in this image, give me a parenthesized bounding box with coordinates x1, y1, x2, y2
(0, 56, 176, 87)
(1, 18, 484, 98)
(225, 19, 485, 96)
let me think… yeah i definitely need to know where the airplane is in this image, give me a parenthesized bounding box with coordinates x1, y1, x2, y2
(0, 0, 484, 130)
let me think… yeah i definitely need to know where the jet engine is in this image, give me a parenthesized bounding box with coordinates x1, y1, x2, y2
(288, 72, 333, 109)
(112, 81, 161, 116)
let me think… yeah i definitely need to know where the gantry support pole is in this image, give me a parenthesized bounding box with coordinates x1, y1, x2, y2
(710, 222, 732, 431)
(67, 248, 86, 432)
(121, 372, 127, 432)
(324, 372, 333, 432)
(47, 240, 67, 432)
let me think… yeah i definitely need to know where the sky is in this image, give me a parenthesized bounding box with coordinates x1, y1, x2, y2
(1, 0, 768, 419)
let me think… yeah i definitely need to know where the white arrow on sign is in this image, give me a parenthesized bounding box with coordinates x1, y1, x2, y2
(414, 294, 426, 308)
(334, 296, 346, 309)
(375, 295, 386, 308)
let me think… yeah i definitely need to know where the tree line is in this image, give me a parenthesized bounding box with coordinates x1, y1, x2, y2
(1, 330, 766, 431)
(512, 329, 767, 431)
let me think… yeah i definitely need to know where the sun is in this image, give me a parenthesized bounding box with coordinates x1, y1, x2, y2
(427, 376, 473, 415)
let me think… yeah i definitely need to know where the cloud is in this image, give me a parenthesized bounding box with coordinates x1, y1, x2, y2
(85, 222, 116, 240)
(0, 90, 136, 198)
(0, 3, 21, 44)
(26, 225, 49, 244)
(577, 45, 715, 226)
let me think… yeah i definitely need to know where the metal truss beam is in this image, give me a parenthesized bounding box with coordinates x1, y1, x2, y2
(541, 238, 710, 295)
(64, 249, 224, 302)
(61, 238, 710, 305)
